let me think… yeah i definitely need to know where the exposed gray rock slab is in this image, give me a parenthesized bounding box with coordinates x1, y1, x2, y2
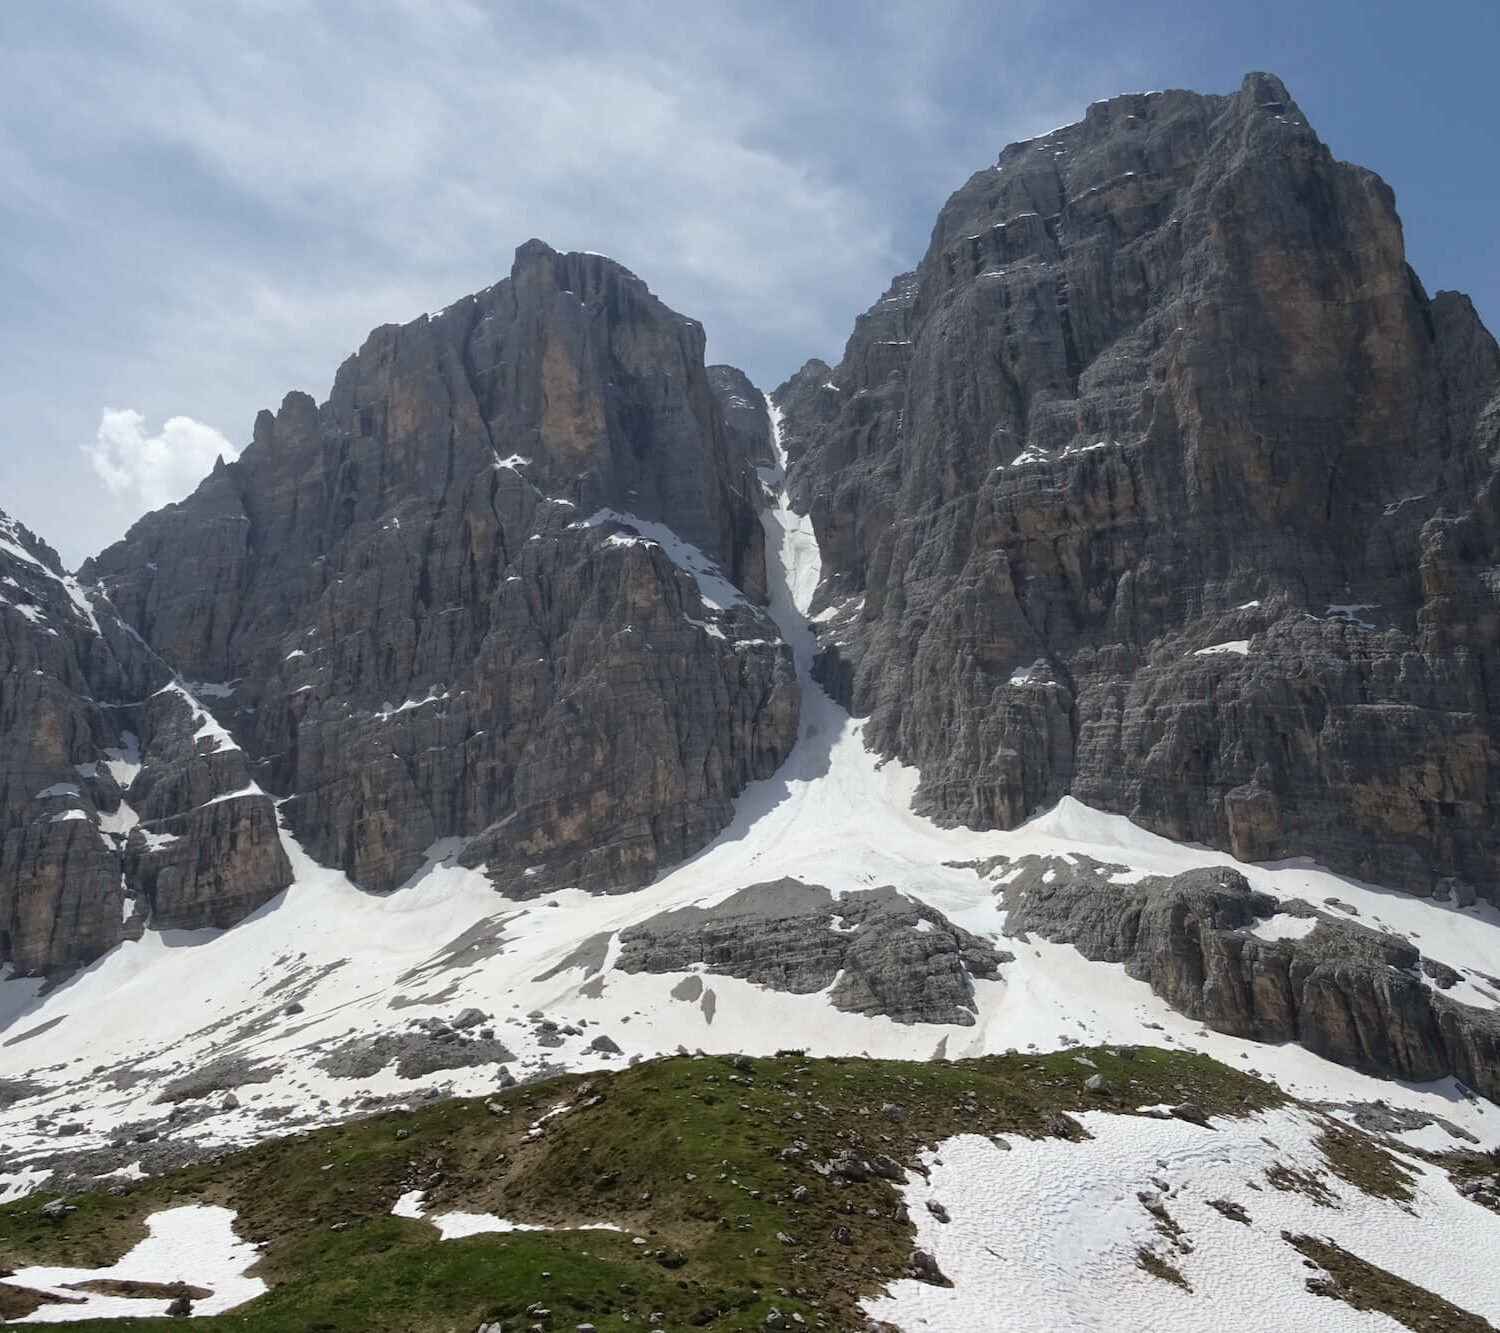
(616, 878, 1006, 1025)
(154, 1056, 278, 1104)
(1001, 855, 1500, 1101)
(316, 1029, 516, 1081)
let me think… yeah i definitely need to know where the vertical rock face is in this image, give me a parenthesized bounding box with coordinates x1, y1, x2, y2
(780, 73, 1500, 896)
(0, 514, 290, 975)
(85, 243, 798, 898)
(708, 364, 777, 471)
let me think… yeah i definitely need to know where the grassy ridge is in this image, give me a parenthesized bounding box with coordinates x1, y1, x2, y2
(0, 1046, 1309, 1331)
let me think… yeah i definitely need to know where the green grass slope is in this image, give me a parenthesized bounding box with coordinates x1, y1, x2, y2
(0, 1047, 1442, 1331)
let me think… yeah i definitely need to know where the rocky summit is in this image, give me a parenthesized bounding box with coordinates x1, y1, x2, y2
(82, 241, 799, 909)
(4, 71, 1500, 1332)
(778, 72, 1500, 898)
(0, 512, 288, 976)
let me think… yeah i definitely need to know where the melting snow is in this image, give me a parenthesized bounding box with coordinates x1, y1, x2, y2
(389, 1189, 622, 1239)
(1245, 914, 1319, 943)
(7, 1204, 265, 1321)
(373, 691, 451, 720)
(1, 390, 1498, 1203)
(1324, 604, 1378, 629)
(864, 1107, 1500, 1332)
(1382, 495, 1427, 516)
(155, 683, 238, 754)
(1192, 640, 1251, 657)
(101, 733, 142, 789)
(33, 784, 80, 801)
(578, 509, 749, 611)
(183, 680, 237, 700)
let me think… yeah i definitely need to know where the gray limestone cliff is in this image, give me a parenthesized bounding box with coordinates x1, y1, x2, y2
(778, 73, 1500, 898)
(84, 242, 799, 900)
(616, 878, 1006, 1025)
(0, 514, 289, 975)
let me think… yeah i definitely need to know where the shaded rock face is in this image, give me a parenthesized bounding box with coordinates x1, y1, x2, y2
(708, 364, 777, 471)
(0, 514, 290, 976)
(85, 243, 798, 896)
(615, 878, 1006, 1025)
(999, 855, 1500, 1101)
(779, 73, 1500, 897)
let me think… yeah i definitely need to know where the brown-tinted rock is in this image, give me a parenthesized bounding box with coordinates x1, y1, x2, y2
(85, 243, 798, 897)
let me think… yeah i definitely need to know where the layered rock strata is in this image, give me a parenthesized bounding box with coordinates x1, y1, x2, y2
(999, 854, 1500, 1100)
(779, 73, 1500, 896)
(0, 513, 289, 975)
(86, 243, 799, 897)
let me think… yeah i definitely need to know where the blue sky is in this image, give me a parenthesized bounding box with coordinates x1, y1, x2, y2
(2, 0, 1495, 564)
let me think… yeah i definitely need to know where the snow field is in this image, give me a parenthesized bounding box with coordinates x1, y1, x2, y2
(7, 1205, 265, 1322)
(864, 1107, 1500, 1332)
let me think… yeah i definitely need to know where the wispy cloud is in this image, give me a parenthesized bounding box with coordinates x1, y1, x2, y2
(0, 0, 1144, 562)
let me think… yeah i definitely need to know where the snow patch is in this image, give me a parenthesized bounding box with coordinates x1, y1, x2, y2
(1193, 640, 1251, 657)
(7, 1204, 265, 1321)
(577, 509, 749, 612)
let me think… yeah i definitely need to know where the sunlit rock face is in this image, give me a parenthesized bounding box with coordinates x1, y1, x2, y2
(84, 242, 798, 901)
(779, 73, 1500, 897)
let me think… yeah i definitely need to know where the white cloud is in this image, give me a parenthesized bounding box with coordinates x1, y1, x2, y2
(85, 409, 238, 514)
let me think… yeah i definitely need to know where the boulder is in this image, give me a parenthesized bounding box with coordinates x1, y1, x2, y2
(616, 878, 1005, 1024)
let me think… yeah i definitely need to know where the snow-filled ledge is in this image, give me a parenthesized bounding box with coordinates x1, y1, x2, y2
(863, 1108, 1500, 1333)
(6, 1204, 265, 1321)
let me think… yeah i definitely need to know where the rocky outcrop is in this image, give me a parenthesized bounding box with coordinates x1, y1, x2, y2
(779, 73, 1500, 897)
(615, 878, 1006, 1024)
(84, 243, 798, 898)
(708, 364, 776, 471)
(999, 855, 1500, 1100)
(0, 513, 289, 974)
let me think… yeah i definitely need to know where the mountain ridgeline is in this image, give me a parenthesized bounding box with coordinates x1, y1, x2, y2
(0, 515, 290, 974)
(3, 72, 1498, 984)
